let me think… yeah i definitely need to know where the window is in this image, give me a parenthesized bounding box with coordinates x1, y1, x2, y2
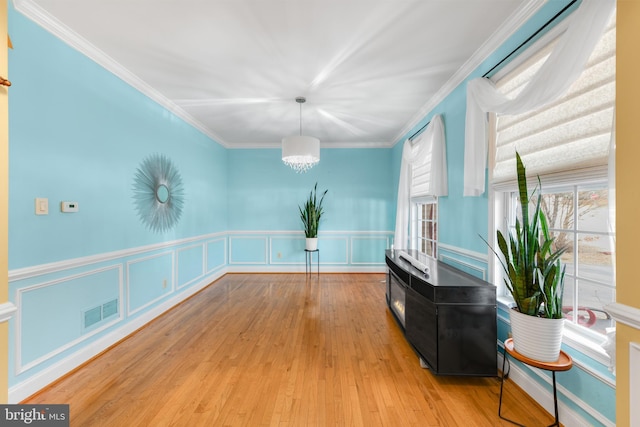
(406, 117, 446, 259)
(505, 183, 615, 336)
(490, 14, 616, 343)
(414, 198, 437, 259)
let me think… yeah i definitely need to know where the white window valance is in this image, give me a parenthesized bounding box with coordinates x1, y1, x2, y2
(462, 0, 615, 196)
(394, 114, 447, 249)
(492, 12, 615, 191)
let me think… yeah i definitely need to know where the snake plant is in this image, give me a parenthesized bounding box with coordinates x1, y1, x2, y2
(299, 183, 328, 238)
(490, 152, 566, 319)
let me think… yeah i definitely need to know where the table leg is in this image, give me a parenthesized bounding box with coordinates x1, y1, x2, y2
(499, 347, 507, 417)
(305, 251, 309, 276)
(498, 346, 526, 426)
(548, 371, 560, 427)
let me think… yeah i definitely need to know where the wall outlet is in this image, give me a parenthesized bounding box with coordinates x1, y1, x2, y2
(162, 279, 167, 289)
(61, 201, 79, 213)
(277, 252, 282, 258)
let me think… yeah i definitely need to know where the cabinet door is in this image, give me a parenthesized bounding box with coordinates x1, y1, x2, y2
(437, 304, 497, 376)
(405, 286, 438, 371)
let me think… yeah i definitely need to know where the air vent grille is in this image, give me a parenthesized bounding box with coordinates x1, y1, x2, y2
(82, 298, 119, 331)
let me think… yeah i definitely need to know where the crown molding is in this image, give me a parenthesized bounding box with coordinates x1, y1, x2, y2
(392, 0, 546, 146)
(228, 140, 393, 150)
(12, 0, 231, 148)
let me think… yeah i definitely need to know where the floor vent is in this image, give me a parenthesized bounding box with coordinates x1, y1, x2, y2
(82, 298, 119, 331)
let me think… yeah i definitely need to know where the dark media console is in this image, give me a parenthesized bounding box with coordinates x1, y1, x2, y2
(386, 249, 497, 376)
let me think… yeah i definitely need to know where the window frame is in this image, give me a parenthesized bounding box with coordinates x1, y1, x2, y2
(410, 195, 438, 260)
(486, 18, 615, 365)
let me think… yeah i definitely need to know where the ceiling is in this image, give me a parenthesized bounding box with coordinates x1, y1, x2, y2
(14, 0, 544, 148)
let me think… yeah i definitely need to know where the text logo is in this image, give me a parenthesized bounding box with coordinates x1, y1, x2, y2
(0, 405, 69, 426)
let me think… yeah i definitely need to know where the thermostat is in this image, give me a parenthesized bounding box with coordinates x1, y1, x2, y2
(61, 201, 79, 213)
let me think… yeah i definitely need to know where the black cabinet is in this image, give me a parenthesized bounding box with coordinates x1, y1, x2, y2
(386, 250, 497, 376)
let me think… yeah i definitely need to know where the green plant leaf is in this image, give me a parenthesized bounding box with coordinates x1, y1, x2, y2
(482, 151, 567, 318)
(299, 183, 328, 238)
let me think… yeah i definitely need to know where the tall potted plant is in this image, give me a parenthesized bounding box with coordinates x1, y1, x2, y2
(489, 152, 566, 362)
(299, 183, 328, 251)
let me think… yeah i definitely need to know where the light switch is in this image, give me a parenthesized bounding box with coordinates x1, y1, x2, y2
(35, 198, 48, 215)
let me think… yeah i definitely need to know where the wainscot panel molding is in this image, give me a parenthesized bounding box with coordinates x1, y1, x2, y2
(269, 235, 306, 265)
(313, 236, 349, 265)
(176, 243, 206, 290)
(8, 268, 227, 403)
(497, 349, 615, 427)
(206, 238, 227, 274)
(350, 236, 389, 265)
(15, 265, 124, 375)
(8, 232, 227, 281)
(437, 243, 488, 280)
(228, 230, 392, 272)
(7, 233, 228, 403)
(126, 252, 174, 316)
(228, 236, 269, 264)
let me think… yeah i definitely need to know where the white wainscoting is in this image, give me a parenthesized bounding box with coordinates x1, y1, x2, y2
(15, 264, 124, 375)
(0, 301, 17, 323)
(605, 302, 640, 427)
(227, 230, 392, 273)
(631, 342, 640, 427)
(7, 232, 228, 403)
(437, 243, 488, 280)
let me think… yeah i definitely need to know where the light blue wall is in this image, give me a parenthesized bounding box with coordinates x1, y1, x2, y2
(7, 5, 228, 394)
(227, 148, 395, 268)
(8, 7, 228, 270)
(228, 148, 394, 232)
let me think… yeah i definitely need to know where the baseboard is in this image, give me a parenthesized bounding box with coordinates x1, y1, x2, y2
(8, 268, 227, 403)
(226, 265, 387, 273)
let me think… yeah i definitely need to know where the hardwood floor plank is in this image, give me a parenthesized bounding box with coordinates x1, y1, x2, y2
(25, 273, 556, 426)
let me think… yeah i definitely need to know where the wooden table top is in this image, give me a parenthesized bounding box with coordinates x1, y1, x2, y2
(504, 338, 573, 371)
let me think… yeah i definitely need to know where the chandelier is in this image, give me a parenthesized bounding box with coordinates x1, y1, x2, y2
(282, 97, 320, 173)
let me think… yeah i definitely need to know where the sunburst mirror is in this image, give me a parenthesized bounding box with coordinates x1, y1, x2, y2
(132, 153, 185, 232)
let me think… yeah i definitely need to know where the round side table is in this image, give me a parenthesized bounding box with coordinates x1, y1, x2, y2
(499, 338, 573, 427)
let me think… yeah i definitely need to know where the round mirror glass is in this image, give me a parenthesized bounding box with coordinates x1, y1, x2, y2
(156, 184, 170, 204)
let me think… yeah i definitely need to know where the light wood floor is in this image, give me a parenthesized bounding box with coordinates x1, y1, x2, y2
(26, 273, 555, 426)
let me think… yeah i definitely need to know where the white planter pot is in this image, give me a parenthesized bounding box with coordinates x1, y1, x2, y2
(509, 308, 565, 362)
(305, 238, 318, 251)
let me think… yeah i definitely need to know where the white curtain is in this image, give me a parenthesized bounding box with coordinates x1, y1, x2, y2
(463, 0, 616, 197)
(394, 114, 447, 249)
